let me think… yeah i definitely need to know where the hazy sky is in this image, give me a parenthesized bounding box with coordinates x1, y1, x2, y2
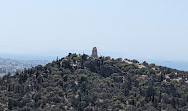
(0, 0, 188, 61)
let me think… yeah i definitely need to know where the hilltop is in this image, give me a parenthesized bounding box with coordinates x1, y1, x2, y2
(0, 53, 187, 111)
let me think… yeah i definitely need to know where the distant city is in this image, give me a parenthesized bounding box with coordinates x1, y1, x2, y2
(0, 58, 50, 76)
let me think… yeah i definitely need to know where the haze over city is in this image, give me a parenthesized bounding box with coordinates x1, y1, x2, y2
(0, 0, 188, 69)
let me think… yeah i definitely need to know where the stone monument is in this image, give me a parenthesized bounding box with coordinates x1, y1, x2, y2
(91, 47, 98, 58)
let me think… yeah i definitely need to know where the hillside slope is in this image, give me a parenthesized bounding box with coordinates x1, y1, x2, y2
(0, 53, 188, 111)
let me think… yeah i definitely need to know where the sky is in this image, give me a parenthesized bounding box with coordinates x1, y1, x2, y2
(0, 0, 188, 62)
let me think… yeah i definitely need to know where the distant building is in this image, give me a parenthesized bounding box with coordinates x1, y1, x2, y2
(91, 47, 98, 58)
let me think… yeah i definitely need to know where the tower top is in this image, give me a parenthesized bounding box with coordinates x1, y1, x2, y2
(91, 47, 98, 58)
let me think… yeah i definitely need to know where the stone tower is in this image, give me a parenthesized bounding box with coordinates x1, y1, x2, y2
(92, 47, 98, 58)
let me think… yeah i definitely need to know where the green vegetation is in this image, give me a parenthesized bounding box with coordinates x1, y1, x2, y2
(0, 53, 187, 111)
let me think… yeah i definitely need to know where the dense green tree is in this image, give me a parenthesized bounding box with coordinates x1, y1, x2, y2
(0, 54, 187, 110)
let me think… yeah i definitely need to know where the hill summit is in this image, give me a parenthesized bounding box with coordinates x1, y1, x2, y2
(0, 53, 187, 111)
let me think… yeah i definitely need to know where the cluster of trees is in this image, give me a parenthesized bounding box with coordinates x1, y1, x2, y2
(0, 53, 187, 111)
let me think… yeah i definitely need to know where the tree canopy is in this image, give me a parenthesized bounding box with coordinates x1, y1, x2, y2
(0, 53, 187, 111)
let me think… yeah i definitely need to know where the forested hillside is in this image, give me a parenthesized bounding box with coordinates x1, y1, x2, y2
(0, 53, 187, 111)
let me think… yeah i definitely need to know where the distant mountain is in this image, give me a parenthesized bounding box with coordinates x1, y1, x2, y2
(0, 58, 50, 76)
(0, 53, 187, 110)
